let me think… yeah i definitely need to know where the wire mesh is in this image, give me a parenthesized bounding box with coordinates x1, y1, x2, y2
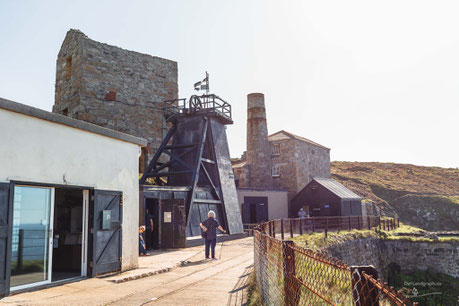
(289, 244, 353, 305)
(253, 219, 412, 306)
(254, 230, 285, 305)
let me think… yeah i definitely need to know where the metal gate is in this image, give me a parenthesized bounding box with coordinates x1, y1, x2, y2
(91, 190, 122, 276)
(0, 183, 12, 297)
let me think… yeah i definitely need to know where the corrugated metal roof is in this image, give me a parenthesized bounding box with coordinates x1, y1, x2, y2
(313, 178, 362, 199)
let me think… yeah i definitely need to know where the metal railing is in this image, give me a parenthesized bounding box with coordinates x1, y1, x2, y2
(260, 216, 399, 239)
(253, 218, 415, 305)
(163, 94, 232, 122)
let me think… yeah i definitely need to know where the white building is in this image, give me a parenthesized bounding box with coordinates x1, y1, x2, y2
(0, 97, 146, 295)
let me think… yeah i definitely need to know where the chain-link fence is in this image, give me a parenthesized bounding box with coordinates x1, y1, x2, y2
(253, 220, 414, 305)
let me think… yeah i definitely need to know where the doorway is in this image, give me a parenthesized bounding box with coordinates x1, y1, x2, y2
(52, 188, 87, 282)
(242, 197, 269, 224)
(145, 198, 160, 249)
(10, 185, 88, 291)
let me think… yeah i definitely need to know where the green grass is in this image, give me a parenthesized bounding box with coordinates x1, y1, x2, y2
(246, 271, 262, 306)
(292, 223, 459, 250)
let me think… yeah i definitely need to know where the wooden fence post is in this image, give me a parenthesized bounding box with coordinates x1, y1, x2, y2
(299, 218, 303, 236)
(283, 241, 299, 306)
(325, 218, 329, 238)
(269, 220, 272, 237)
(290, 219, 294, 238)
(281, 218, 284, 240)
(397, 218, 400, 228)
(312, 217, 315, 232)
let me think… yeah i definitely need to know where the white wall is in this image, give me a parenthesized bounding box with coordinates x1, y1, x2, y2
(0, 109, 141, 270)
(237, 189, 289, 220)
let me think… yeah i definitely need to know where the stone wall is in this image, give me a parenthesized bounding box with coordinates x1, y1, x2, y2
(324, 238, 459, 279)
(53, 29, 178, 158)
(271, 138, 298, 199)
(293, 139, 330, 192)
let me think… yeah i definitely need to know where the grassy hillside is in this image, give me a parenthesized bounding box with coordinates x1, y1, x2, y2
(331, 162, 459, 231)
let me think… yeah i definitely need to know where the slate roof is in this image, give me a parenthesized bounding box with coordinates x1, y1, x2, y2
(268, 130, 330, 151)
(313, 178, 362, 200)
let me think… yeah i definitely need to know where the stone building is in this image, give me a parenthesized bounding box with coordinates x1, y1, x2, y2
(233, 93, 331, 206)
(53, 29, 178, 162)
(269, 130, 330, 198)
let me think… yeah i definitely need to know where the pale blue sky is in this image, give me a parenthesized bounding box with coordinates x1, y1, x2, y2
(1, 1, 458, 168)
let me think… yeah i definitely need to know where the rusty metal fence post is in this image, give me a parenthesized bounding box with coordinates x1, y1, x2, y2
(283, 240, 299, 306)
(351, 266, 379, 305)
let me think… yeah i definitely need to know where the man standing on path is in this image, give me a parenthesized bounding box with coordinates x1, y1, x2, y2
(145, 209, 154, 250)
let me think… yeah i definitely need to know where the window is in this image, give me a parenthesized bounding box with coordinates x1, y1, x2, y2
(272, 143, 281, 156)
(272, 165, 280, 177)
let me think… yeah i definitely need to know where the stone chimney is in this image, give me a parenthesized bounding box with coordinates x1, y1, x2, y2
(246, 93, 273, 189)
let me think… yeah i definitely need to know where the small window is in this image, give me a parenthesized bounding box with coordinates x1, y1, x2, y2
(272, 144, 281, 156)
(272, 165, 280, 177)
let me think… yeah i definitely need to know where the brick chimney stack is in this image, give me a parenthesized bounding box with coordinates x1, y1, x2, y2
(246, 93, 273, 189)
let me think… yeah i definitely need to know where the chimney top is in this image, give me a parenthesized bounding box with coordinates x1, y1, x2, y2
(247, 92, 265, 109)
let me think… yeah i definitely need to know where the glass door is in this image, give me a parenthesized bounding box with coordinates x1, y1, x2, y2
(10, 186, 54, 290)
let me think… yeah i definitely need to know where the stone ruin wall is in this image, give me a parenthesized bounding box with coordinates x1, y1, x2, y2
(53, 30, 178, 159)
(324, 237, 459, 280)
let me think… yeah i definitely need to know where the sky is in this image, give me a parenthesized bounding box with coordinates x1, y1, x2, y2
(0, 0, 458, 168)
